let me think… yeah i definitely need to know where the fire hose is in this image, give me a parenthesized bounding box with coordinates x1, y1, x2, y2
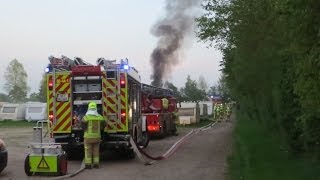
(50, 159, 85, 180)
(131, 120, 218, 165)
(50, 120, 217, 179)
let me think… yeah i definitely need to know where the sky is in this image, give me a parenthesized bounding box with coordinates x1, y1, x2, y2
(0, 0, 222, 95)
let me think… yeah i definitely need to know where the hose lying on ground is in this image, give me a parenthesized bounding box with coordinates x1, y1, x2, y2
(50, 159, 85, 180)
(133, 120, 218, 165)
(50, 120, 218, 179)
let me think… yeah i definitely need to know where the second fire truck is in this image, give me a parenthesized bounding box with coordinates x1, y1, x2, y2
(141, 84, 178, 137)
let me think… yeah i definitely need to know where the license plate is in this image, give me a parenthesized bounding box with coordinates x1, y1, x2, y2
(56, 93, 69, 102)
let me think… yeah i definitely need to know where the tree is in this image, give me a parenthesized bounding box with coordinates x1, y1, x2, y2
(216, 74, 230, 101)
(164, 81, 183, 103)
(4, 59, 29, 102)
(208, 85, 218, 96)
(197, 75, 208, 91)
(207, 74, 230, 99)
(196, 0, 320, 153)
(8, 85, 27, 103)
(181, 75, 207, 102)
(28, 92, 40, 102)
(38, 73, 47, 102)
(0, 93, 9, 102)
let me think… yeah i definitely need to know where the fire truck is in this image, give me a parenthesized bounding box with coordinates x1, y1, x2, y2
(141, 84, 178, 137)
(45, 56, 149, 158)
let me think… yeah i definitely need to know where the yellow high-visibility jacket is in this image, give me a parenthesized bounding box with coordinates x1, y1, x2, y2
(83, 114, 104, 139)
(161, 98, 169, 110)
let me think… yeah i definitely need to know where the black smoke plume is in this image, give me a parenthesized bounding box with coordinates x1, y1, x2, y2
(150, 0, 201, 87)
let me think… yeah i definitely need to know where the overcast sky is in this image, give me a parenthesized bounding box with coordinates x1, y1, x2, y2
(0, 0, 222, 95)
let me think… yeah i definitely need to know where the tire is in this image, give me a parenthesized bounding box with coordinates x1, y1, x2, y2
(58, 154, 68, 175)
(24, 155, 32, 176)
(127, 149, 136, 159)
(65, 146, 83, 160)
(160, 122, 167, 138)
(138, 132, 149, 148)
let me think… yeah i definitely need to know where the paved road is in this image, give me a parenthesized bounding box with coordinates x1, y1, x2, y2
(0, 121, 233, 180)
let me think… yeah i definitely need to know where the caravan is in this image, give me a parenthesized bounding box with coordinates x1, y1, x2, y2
(0, 103, 27, 121)
(178, 102, 200, 124)
(25, 103, 47, 122)
(200, 101, 213, 115)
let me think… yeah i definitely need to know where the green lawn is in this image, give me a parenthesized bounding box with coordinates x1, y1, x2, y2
(228, 114, 320, 180)
(0, 120, 36, 128)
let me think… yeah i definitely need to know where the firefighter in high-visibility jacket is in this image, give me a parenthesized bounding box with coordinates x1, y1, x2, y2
(161, 98, 169, 111)
(81, 102, 104, 169)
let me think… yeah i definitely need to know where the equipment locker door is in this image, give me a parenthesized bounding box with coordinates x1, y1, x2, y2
(47, 72, 72, 133)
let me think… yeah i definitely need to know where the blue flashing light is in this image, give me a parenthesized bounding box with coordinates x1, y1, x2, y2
(123, 64, 129, 70)
(45, 67, 50, 73)
(45, 64, 52, 73)
(120, 64, 130, 70)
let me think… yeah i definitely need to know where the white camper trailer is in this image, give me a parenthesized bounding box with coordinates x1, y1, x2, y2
(178, 102, 200, 124)
(25, 103, 47, 122)
(200, 101, 213, 115)
(199, 103, 209, 116)
(0, 103, 27, 121)
(0, 102, 7, 109)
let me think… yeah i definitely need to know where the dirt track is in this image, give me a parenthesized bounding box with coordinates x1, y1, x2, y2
(0, 121, 234, 180)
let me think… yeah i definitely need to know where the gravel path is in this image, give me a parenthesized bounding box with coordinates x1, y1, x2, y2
(0, 120, 234, 180)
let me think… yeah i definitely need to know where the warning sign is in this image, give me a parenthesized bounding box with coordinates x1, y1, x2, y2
(37, 156, 50, 169)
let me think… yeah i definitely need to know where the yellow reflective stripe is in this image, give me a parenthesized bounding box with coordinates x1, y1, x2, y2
(84, 116, 102, 138)
(119, 87, 128, 132)
(93, 157, 99, 163)
(102, 73, 108, 119)
(105, 78, 118, 132)
(89, 120, 100, 134)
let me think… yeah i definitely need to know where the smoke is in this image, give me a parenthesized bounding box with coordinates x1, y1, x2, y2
(150, 0, 201, 87)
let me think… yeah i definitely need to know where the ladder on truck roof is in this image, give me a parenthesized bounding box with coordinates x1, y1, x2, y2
(141, 84, 173, 98)
(47, 56, 100, 129)
(48, 56, 91, 71)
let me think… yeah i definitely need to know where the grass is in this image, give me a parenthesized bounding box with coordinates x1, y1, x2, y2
(0, 120, 36, 128)
(228, 113, 320, 180)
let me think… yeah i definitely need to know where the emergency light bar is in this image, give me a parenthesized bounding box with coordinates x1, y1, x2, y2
(120, 58, 130, 71)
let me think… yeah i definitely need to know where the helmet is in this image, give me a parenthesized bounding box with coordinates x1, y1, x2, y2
(88, 102, 97, 110)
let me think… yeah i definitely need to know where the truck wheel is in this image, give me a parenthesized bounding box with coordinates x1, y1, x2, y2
(65, 146, 83, 160)
(138, 132, 149, 148)
(24, 155, 32, 176)
(127, 149, 136, 159)
(160, 123, 167, 138)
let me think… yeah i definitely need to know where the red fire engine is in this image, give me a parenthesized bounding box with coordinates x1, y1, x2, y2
(45, 56, 149, 158)
(141, 84, 178, 137)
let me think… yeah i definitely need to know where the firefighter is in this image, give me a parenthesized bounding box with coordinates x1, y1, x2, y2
(161, 97, 169, 111)
(81, 102, 105, 169)
(213, 103, 220, 121)
(215, 103, 223, 122)
(226, 103, 232, 121)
